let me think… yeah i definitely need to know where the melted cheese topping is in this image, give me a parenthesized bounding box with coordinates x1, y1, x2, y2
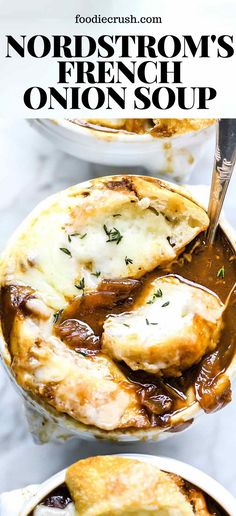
(102, 276, 223, 376)
(1, 180, 208, 310)
(11, 317, 148, 431)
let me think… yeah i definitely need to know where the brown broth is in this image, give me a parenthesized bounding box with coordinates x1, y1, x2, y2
(54, 228, 236, 426)
(56, 278, 142, 355)
(167, 230, 236, 414)
(29, 483, 72, 513)
(179, 477, 229, 516)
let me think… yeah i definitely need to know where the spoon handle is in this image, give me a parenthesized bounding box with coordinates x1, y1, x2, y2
(207, 118, 236, 245)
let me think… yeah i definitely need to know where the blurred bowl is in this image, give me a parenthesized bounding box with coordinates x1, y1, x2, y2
(29, 119, 216, 182)
(0, 454, 235, 515)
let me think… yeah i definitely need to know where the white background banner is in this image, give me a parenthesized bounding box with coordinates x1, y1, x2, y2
(0, 0, 235, 117)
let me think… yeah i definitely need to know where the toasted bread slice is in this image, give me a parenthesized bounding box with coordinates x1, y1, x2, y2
(66, 456, 194, 516)
(102, 276, 223, 376)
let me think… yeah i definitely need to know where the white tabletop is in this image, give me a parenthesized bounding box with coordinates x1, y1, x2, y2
(0, 119, 235, 496)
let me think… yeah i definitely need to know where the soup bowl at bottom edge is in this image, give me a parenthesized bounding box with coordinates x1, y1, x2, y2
(0, 182, 236, 444)
(0, 454, 235, 516)
(29, 119, 216, 183)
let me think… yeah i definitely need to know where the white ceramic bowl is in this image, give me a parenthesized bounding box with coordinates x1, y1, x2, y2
(29, 119, 216, 182)
(0, 454, 235, 515)
(0, 182, 235, 444)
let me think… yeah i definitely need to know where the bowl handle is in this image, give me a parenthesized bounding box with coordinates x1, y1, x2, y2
(0, 485, 39, 516)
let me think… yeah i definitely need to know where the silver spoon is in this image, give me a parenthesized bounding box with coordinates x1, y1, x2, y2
(207, 118, 236, 246)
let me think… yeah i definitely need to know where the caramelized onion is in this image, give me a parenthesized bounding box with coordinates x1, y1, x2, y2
(57, 319, 100, 356)
(0, 285, 34, 344)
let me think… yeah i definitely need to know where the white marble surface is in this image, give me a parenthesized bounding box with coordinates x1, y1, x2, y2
(0, 119, 236, 497)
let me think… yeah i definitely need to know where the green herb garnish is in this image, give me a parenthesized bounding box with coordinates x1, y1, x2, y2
(123, 323, 130, 327)
(125, 256, 133, 266)
(53, 309, 63, 324)
(146, 318, 158, 326)
(113, 213, 121, 217)
(162, 301, 170, 307)
(103, 224, 123, 245)
(68, 234, 72, 243)
(217, 266, 225, 279)
(92, 271, 101, 278)
(147, 288, 163, 304)
(60, 247, 72, 257)
(75, 277, 85, 293)
(69, 232, 87, 239)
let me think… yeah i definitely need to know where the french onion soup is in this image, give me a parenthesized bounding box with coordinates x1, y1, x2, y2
(31, 456, 228, 515)
(72, 118, 215, 137)
(0, 175, 235, 435)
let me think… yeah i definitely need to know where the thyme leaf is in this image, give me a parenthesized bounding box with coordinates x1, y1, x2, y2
(69, 232, 87, 239)
(92, 271, 101, 278)
(146, 318, 158, 326)
(103, 224, 123, 245)
(53, 309, 63, 324)
(75, 277, 85, 293)
(162, 301, 170, 308)
(217, 266, 225, 279)
(125, 256, 133, 265)
(147, 288, 163, 304)
(60, 247, 72, 257)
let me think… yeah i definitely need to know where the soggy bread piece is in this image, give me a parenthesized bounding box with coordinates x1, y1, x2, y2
(66, 456, 194, 515)
(0, 176, 209, 306)
(8, 313, 148, 431)
(102, 276, 223, 376)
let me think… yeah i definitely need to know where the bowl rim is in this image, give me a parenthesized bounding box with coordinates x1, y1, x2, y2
(19, 453, 236, 515)
(34, 118, 216, 144)
(0, 178, 236, 442)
